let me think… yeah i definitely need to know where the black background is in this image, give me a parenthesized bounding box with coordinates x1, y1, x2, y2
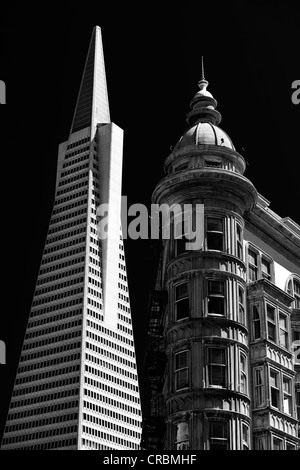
(0, 1, 299, 444)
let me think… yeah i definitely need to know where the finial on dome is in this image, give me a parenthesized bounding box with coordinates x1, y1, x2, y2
(197, 56, 210, 93)
(200, 56, 205, 80)
(186, 58, 222, 126)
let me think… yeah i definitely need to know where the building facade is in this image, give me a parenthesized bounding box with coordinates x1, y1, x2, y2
(141, 73, 300, 450)
(1, 26, 142, 450)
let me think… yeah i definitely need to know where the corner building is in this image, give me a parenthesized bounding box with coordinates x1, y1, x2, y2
(141, 74, 300, 450)
(1, 27, 142, 450)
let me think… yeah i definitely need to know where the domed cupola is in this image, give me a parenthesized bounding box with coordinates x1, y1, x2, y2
(164, 59, 246, 175)
(173, 122, 235, 151)
(170, 58, 236, 157)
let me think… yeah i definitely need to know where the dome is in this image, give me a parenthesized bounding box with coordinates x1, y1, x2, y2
(174, 122, 235, 151)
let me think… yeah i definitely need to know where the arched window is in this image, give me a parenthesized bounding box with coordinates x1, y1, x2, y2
(286, 275, 300, 309)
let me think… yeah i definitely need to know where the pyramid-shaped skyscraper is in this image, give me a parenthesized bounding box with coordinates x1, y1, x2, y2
(1, 26, 142, 450)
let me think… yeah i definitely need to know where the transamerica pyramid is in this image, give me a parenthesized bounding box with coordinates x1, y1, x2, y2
(1, 26, 142, 450)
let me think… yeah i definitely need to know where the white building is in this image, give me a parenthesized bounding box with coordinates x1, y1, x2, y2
(1, 26, 142, 451)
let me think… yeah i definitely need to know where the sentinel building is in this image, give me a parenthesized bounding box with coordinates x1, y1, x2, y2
(141, 71, 300, 450)
(1, 27, 142, 450)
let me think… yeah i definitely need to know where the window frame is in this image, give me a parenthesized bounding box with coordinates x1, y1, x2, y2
(174, 350, 189, 392)
(286, 274, 300, 309)
(241, 423, 250, 450)
(206, 216, 224, 252)
(208, 419, 228, 450)
(239, 350, 248, 395)
(236, 223, 243, 260)
(238, 284, 246, 325)
(207, 347, 227, 388)
(270, 368, 280, 409)
(252, 304, 261, 340)
(279, 312, 288, 349)
(174, 208, 198, 256)
(248, 247, 258, 282)
(272, 435, 284, 450)
(207, 279, 226, 317)
(286, 441, 296, 450)
(269, 366, 294, 416)
(253, 366, 265, 408)
(282, 375, 292, 416)
(265, 302, 290, 350)
(246, 243, 274, 284)
(175, 282, 190, 322)
(266, 304, 277, 343)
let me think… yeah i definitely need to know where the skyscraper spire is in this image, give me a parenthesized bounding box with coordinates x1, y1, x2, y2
(1, 26, 142, 451)
(70, 26, 110, 135)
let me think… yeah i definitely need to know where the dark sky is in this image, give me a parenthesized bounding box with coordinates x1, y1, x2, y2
(0, 2, 299, 440)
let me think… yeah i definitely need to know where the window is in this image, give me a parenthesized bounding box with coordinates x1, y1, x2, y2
(255, 434, 267, 450)
(261, 256, 271, 280)
(207, 280, 225, 316)
(270, 370, 279, 409)
(208, 348, 226, 387)
(174, 162, 188, 172)
(254, 367, 264, 407)
(236, 223, 243, 260)
(175, 350, 189, 391)
(209, 421, 228, 450)
(266, 304, 290, 348)
(267, 305, 276, 342)
(175, 422, 189, 450)
(206, 217, 223, 251)
(240, 352, 247, 394)
(248, 249, 258, 281)
(272, 436, 283, 450)
(247, 245, 273, 283)
(296, 390, 300, 420)
(287, 276, 300, 309)
(242, 423, 249, 450)
(279, 313, 288, 348)
(283, 376, 292, 415)
(286, 442, 296, 450)
(175, 219, 192, 256)
(252, 306, 261, 340)
(238, 286, 245, 324)
(175, 283, 189, 321)
(204, 159, 222, 168)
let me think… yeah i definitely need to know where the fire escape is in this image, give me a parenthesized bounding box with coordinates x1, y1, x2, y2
(141, 241, 167, 450)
